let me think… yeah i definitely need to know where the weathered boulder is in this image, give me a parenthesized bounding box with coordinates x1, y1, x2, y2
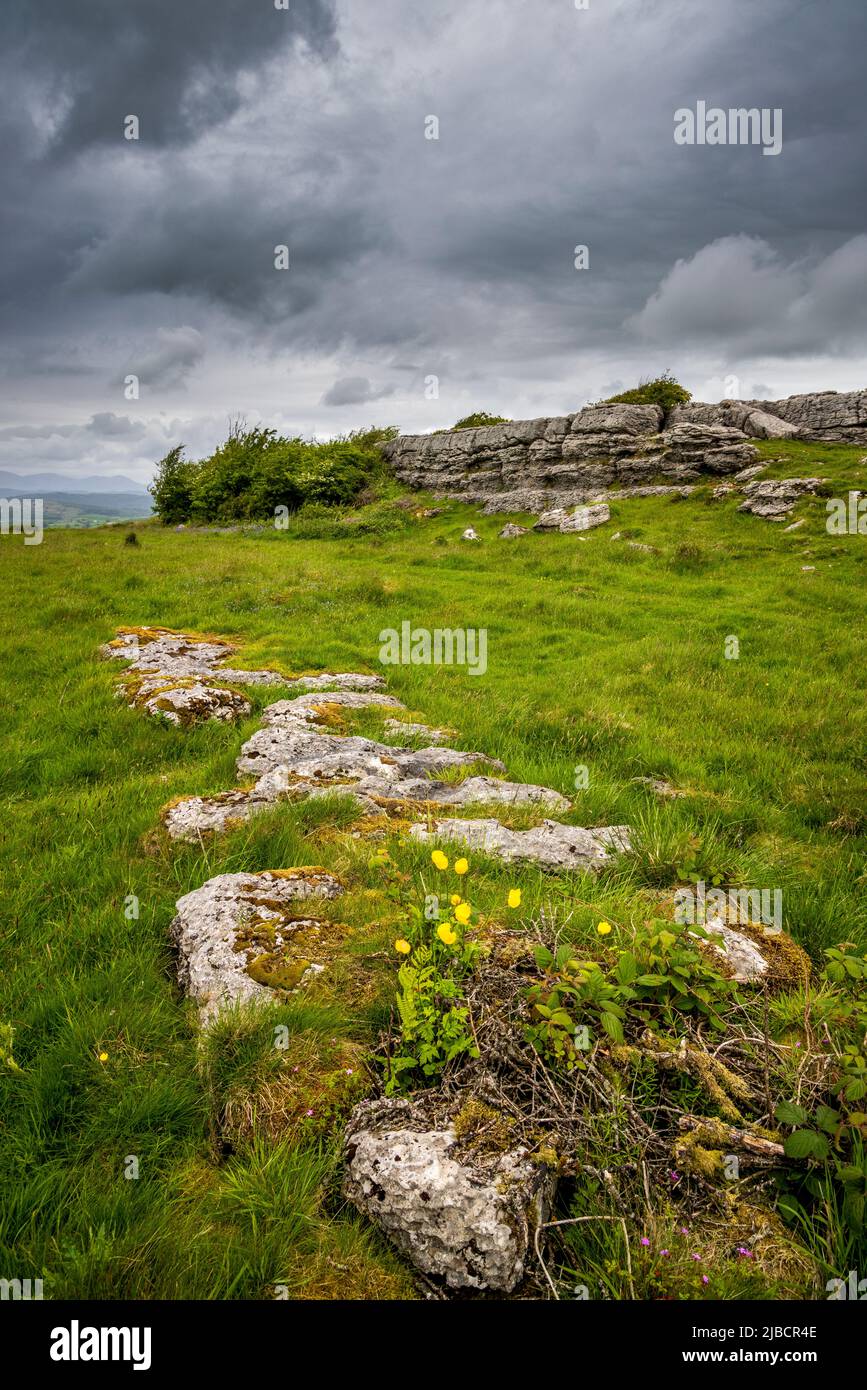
(559, 502, 610, 532)
(409, 817, 630, 870)
(669, 401, 801, 440)
(343, 1097, 553, 1292)
(741, 390, 867, 444)
(498, 523, 529, 538)
(138, 681, 251, 726)
(738, 477, 823, 519)
(171, 869, 344, 1022)
(461, 526, 480, 541)
(533, 507, 570, 531)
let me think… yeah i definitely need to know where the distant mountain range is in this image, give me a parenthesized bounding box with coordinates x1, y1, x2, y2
(0, 470, 150, 494)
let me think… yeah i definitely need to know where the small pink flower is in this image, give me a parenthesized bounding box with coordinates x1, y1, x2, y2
(701, 1275, 709, 1285)
(305, 1108, 314, 1116)
(691, 1254, 702, 1262)
(640, 1238, 651, 1247)
(680, 1227, 689, 1236)
(660, 1249, 670, 1258)
(736, 1247, 754, 1258)
(669, 1170, 681, 1183)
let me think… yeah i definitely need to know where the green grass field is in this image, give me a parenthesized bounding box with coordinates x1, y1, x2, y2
(2, 439, 866, 1300)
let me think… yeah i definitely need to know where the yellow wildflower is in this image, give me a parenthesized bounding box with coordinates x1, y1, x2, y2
(507, 888, 522, 909)
(437, 924, 457, 946)
(395, 939, 412, 955)
(455, 857, 469, 876)
(597, 921, 613, 936)
(431, 850, 449, 871)
(454, 902, 471, 925)
(450, 894, 462, 906)
(98, 1052, 108, 1063)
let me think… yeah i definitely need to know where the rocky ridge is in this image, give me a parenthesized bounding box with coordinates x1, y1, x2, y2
(381, 389, 865, 516)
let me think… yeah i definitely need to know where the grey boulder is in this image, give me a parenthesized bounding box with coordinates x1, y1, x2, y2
(343, 1097, 553, 1292)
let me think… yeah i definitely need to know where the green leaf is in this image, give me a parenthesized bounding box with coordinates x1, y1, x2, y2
(815, 1104, 842, 1133)
(784, 1129, 830, 1160)
(614, 952, 637, 985)
(775, 1100, 809, 1126)
(599, 1011, 624, 1044)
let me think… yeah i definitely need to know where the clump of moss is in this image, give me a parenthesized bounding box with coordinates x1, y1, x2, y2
(452, 1098, 516, 1154)
(307, 702, 349, 733)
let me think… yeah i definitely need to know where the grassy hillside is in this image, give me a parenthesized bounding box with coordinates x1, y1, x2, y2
(1, 438, 866, 1300)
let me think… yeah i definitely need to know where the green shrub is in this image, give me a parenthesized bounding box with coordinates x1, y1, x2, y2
(150, 424, 397, 525)
(603, 372, 692, 412)
(149, 445, 196, 525)
(450, 411, 510, 430)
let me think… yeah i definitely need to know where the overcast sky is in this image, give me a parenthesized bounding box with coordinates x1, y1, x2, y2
(2, 0, 866, 483)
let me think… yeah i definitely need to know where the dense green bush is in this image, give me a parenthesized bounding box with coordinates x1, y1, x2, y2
(149, 425, 397, 524)
(450, 411, 510, 430)
(603, 372, 692, 412)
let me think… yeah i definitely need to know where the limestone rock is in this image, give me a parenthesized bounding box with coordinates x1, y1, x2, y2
(499, 523, 528, 538)
(560, 502, 610, 532)
(740, 390, 867, 444)
(163, 684, 569, 840)
(738, 478, 823, 519)
(732, 463, 768, 484)
(102, 627, 386, 725)
(171, 869, 344, 1022)
(669, 402, 800, 440)
(343, 1097, 553, 1292)
(703, 923, 771, 985)
(461, 526, 480, 541)
(533, 508, 570, 531)
(409, 817, 630, 870)
(140, 681, 251, 726)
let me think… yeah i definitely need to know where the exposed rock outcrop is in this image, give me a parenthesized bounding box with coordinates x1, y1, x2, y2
(380, 390, 864, 515)
(409, 817, 630, 871)
(381, 404, 758, 514)
(101, 626, 387, 724)
(171, 869, 345, 1022)
(161, 680, 571, 841)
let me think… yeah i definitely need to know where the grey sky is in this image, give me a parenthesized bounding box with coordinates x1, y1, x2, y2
(2, 0, 865, 482)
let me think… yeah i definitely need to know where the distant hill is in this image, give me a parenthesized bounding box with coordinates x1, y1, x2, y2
(30, 492, 154, 528)
(0, 470, 149, 495)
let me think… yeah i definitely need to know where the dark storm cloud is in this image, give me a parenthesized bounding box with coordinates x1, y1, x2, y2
(2, 0, 867, 478)
(0, 0, 337, 155)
